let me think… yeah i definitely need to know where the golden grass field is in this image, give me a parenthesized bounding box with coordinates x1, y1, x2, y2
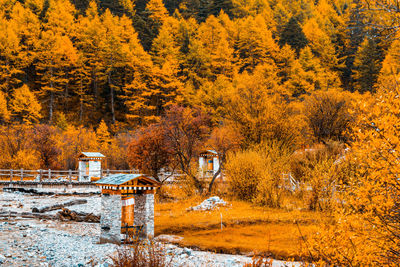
(155, 196, 325, 261)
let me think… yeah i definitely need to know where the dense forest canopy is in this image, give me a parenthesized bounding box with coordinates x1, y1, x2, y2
(0, 0, 397, 129)
(1, 0, 400, 170)
(1, 1, 400, 263)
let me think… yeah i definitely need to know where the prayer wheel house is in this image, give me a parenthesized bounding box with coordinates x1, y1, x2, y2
(77, 152, 105, 182)
(198, 150, 220, 178)
(95, 174, 160, 244)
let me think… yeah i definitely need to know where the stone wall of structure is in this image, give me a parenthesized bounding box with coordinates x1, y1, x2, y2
(133, 193, 154, 238)
(100, 193, 121, 244)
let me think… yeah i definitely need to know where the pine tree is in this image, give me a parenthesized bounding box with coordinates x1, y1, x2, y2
(279, 17, 308, 54)
(235, 15, 280, 72)
(224, 63, 297, 146)
(75, 1, 107, 123)
(186, 14, 234, 84)
(198, 0, 234, 22)
(377, 37, 400, 91)
(100, 10, 125, 124)
(97, 0, 135, 16)
(146, 0, 169, 26)
(302, 17, 339, 70)
(151, 16, 182, 67)
(35, 31, 78, 122)
(0, 90, 10, 122)
(0, 14, 22, 93)
(96, 119, 111, 145)
(352, 38, 382, 93)
(10, 84, 42, 124)
(0, 3, 41, 93)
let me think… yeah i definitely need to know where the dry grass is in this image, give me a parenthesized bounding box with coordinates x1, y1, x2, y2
(110, 239, 172, 267)
(155, 196, 326, 260)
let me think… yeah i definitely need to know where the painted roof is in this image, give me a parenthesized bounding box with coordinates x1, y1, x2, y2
(199, 150, 217, 155)
(78, 152, 105, 158)
(95, 173, 160, 186)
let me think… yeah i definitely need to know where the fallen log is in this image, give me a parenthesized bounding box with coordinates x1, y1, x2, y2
(32, 199, 87, 213)
(57, 208, 100, 223)
(3, 187, 100, 196)
(0, 209, 99, 223)
(0, 211, 59, 220)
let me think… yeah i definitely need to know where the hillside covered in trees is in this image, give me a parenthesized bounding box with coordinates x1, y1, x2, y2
(0, 0, 397, 128)
(1, 0, 400, 265)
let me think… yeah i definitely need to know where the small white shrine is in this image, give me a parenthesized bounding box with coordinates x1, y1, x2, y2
(78, 152, 105, 182)
(198, 150, 219, 177)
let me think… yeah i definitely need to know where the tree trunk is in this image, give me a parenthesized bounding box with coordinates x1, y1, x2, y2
(79, 78, 83, 122)
(108, 72, 115, 124)
(0, 209, 99, 223)
(208, 166, 222, 193)
(49, 66, 54, 123)
(31, 199, 87, 213)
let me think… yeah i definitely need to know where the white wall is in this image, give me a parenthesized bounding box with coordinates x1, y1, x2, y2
(78, 159, 102, 182)
(213, 157, 219, 174)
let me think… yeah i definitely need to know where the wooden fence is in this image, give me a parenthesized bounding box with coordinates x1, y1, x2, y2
(0, 169, 140, 183)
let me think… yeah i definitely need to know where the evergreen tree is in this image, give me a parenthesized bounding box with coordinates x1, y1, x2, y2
(279, 17, 308, 54)
(35, 31, 78, 122)
(185, 14, 234, 84)
(0, 90, 10, 122)
(235, 15, 280, 72)
(139, 0, 170, 50)
(377, 37, 400, 91)
(0, 14, 22, 93)
(198, 0, 234, 22)
(302, 17, 339, 70)
(96, 119, 111, 148)
(151, 16, 182, 66)
(10, 84, 42, 124)
(75, 1, 107, 123)
(352, 38, 382, 93)
(97, 0, 135, 16)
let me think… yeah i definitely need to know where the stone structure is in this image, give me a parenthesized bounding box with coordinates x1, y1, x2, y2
(95, 174, 160, 244)
(100, 194, 122, 244)
(199, 150, 220, 177)
(77, 152, 105, 182)
(134, 193, 154, 238)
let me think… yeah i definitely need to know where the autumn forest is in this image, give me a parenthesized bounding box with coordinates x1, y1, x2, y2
(0, 0, 400, 265)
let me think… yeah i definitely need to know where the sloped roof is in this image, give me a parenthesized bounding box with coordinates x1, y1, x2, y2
(95, 173, 160, 186)
(199, 150, 217, 155)
(78, 152, 105, 158)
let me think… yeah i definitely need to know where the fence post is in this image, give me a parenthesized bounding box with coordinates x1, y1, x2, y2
(107, 169, 110, 176)
(68, 169, 72, 183)
(100, 168, 103, 179)
(48, 169, 51, 180)
(20, 169, 23, 181)
(10, 169, 13, 182)
(39, 169, 42, 182)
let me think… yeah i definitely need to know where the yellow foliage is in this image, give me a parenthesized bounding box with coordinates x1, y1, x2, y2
(0, 90, 10, 121)
(307, 83, 400, 265)
(225, 144, 290, 207)
(11, 148, 40, 169)
(303, 18, 338, 66)
(10, 84, 41, 124)
(56, 125, 98, 169)
(146, 0, 169, 25)
(224, 64, 300, 147)
(225, 149, 264, 202)
(378, 37, 400, 91)
(96, 119, 111, 146)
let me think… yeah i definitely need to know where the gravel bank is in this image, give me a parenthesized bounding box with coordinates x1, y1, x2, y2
(0, 191, 300, 267)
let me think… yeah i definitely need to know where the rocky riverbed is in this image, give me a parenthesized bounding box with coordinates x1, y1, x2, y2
(0, 191, 300, 267)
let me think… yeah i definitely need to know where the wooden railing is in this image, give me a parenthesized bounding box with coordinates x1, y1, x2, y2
(0, 169, 141, 183)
